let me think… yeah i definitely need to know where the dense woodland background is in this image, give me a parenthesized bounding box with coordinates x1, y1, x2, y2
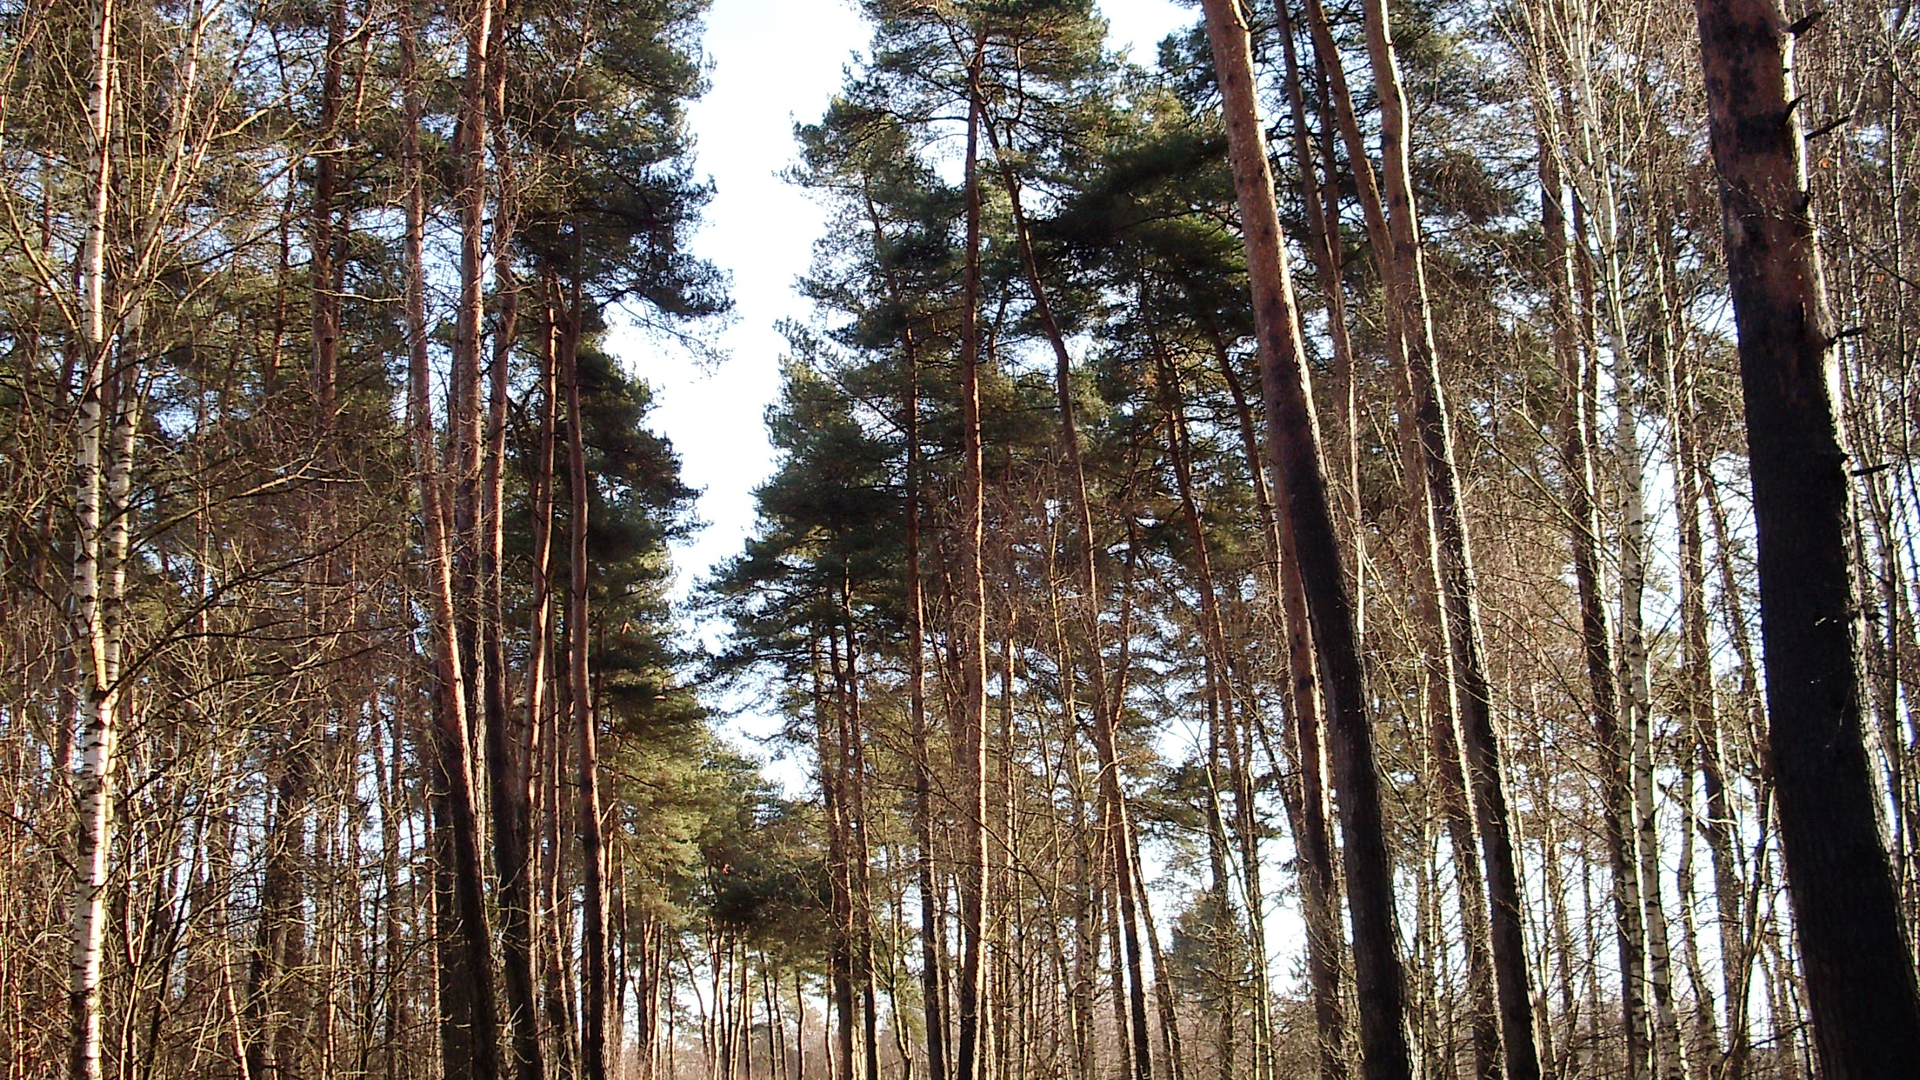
(3, 1, 1918, 1079)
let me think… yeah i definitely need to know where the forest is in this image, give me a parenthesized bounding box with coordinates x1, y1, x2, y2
(2, 0, 1917, 1078)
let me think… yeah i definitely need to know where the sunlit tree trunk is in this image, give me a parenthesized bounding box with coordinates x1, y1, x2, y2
(954, 37, 991, 1080)
(1266, 18, 1358, 1077)
(989, 126, 1152, 1080)
(560, 285, 611, 1080)
(499, 243, 555, 1080)
(1606, 208, 1685, 1080)
(65, 4, 117, 1076)
(1198, 6, 1414, 1079)
(1207, 250, 1351, 1080)
(1555, 143, 1653, 1077)
(858, 184, 948, 1080)
(1662, 227, 1747, 1080)
(401, 7, 501, 1074)
(1347, 5, 1545, 1077)
(1157, 346, 1266, 1080)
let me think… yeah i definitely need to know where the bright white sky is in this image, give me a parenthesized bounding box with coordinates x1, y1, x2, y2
(621, 0, 1194, 606)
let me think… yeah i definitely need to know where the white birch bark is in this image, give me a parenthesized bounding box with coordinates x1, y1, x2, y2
(1597, 179, 1688, 1080)
(66, 3, 116, 1077)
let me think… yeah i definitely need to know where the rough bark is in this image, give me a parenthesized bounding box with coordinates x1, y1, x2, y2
(1693, 2, 1920, 1074)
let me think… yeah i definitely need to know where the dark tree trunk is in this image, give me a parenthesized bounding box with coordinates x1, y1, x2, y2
(1693, 2, 1920, 1074)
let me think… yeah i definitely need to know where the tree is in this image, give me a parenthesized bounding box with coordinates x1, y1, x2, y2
(1693, 1, 1920, 1074)
(1195, 5, 1415, 1080)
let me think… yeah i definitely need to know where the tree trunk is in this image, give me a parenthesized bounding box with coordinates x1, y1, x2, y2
(66, 4, 117, 1076)
(485, 7, 543, 1075)
(1345, 5, 1545, 1076)
(1693, 2, 1920, 1074)
(1608, 211, 1685, 1080)
(402, 8, 502, 1077)
(1667, 250, 1747, 1080)
(1207, 327, 1349, 1080)
(1197, 6, 1415, 1079)
(859, 185, 949, 1080)
(1554, 152, 1651, 1080)
(1157, 347, 1269, 1080)
(988, 125, 1151, 1080)
(496, 268, 555, 1080)
(954, 37, 991, 1080)
(562, 291, 612, 1080)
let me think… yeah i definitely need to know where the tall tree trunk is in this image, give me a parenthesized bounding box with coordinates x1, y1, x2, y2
(1197, 6, 1415, 1079)
(495, 261, 555, 1080)
(1296, 13, 1509, 1078)
(541, 601, 578, 1079)
(1346, 4, 1545, 1076)
(381, 707, 410, 1080)
(483, 9, 543, 1077)
(451, 0, 496, 680)
(1609, 225, 1685, 1080)
(1536, 113, 1597, 1068)
(1048, 564, 1097, 1080)
(1666, 250, 1747, 1080)
(1556, 157, 1651, 1080)
(1692, 2, 1920, 1074)
(1207, 326, 1349, 1080)
(860, 187, 947, 1080)
(835, 600, 882, 1080)
(66, 4, 117, 1076)
(819, 628, 853, 1080)
(954, 37, 991, 1080)
(402, 8, 502, 1075)
(562, 291, 611, 1080)
(1125, 831, 1185, 1080)
(1286, 21, 1501, 1079)
(1157, 348, 1270, 1080)
(1275, 0, 1362, 613)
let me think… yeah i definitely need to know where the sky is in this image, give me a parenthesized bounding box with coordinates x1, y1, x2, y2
(618, 0, 1195, 610)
